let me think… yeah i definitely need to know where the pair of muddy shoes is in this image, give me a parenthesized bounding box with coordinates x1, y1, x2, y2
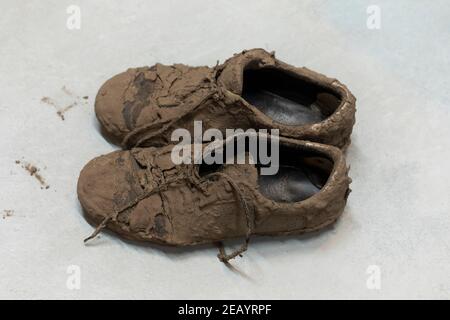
(77, 49, 356, 263)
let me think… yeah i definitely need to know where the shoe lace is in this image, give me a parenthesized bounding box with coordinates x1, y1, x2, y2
(122, 88, 222, 149)
(202, 171, 255, 263)
(84, 164, 255, 264)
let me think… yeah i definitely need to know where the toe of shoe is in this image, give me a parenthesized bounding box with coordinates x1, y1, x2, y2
(77, 150, 176, 244)
(94, 69, 138, 142)
(77, 150, 134, 223)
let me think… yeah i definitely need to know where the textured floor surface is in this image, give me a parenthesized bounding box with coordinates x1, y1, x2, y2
(1, 0, 449, 299)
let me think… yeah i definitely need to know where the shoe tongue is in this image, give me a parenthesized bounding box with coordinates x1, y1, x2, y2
(220, 154, 259, 188)
(201, 136, 261, 187)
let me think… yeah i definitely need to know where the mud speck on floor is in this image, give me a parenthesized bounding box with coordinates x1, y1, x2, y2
(41, 86, 88, 121)
(61, 85, 73, 96)
(56, 103, 76, 121)
(41, 96, 57, 107)
(2, 210, 14, 219)
(15, 160, 50, 189)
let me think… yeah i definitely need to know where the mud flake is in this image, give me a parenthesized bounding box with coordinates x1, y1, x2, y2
(2, 210, 14, 219)
(41, 96, 58, 108)
(56, 102, 77, 121)
(15, 160, 50, 189)
(61, 85, 73, 96)
(41, 86, 88, 121)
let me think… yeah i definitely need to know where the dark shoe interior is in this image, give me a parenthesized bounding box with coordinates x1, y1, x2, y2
(242, 67, 341, 126)
(198, 136, 333, 203)
(258, 143, 332, 202)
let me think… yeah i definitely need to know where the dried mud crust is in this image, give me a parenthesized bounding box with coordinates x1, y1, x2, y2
(77, 137, 351, 248)
(95, 63, 216, 145)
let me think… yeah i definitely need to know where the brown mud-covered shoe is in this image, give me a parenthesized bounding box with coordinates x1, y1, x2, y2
(95, 49, 355, 150)
(77, 134, 351, 262)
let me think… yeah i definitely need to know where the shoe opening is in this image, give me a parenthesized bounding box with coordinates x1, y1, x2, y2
(257, 143, 333, 203)
(198, 134, 333, 203)
(242, 67, 341, 126)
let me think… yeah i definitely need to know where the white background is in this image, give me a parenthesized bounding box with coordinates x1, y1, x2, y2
(1, 0, 449, 299)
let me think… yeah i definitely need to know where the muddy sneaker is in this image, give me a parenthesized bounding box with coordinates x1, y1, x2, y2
(77, 133, 351, 262)
(95, 49, 355, 149)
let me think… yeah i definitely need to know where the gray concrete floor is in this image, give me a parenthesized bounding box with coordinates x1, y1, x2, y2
(1, 0, 449, 299)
